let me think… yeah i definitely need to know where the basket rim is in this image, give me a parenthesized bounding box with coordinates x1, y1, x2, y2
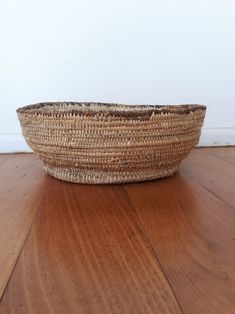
(17, 102, 206, 117)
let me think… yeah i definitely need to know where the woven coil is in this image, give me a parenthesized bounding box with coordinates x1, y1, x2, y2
(17, 102, 206, 184)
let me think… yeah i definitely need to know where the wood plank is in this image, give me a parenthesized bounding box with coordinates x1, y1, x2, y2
(201, 147, 235, 166)
(0, 154, 49, 299)
(0, 180, 182, 314)
(125, 174, 235, 314)
(181, 148, 235, 208)
(0, 154, 10, 167)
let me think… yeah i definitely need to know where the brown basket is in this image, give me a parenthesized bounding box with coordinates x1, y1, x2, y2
(17, 102, 206, 184)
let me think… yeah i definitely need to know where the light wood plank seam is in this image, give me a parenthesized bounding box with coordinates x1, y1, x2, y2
(122, 186, 184, 314)
(189, 180, 235, 212)
(201, 148, 235, 167)
(0, 178, 51, 302)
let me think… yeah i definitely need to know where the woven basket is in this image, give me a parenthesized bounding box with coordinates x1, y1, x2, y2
(17, 102, 206, 184)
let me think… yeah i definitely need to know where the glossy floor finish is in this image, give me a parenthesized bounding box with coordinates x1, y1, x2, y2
(0, 148, 235, 314)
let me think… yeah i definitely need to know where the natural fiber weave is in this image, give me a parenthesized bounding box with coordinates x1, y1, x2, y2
(17, 102, 206, 184)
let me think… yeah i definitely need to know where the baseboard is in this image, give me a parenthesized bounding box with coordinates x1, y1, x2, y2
(0, 133, 32, 153)
(198, 127, 235, 147)
(0, 128, 234, 153)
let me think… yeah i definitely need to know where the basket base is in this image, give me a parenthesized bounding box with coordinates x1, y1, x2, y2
(43, 164, 180, 184)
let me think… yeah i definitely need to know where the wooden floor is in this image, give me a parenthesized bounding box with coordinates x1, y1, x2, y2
(0, 147, 235, 314)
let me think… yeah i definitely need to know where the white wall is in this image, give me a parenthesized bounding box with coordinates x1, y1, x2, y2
(0, 0, 235, 153)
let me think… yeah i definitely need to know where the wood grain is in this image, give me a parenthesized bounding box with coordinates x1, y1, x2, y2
(125, 174, 235, 314)
(0, 154, 49, 298)
(0, 180, 182, 314)
(0, 155, 10, 167)
(1, 148, 235, 313)
(202, 147, 235, 166)
(181, 148, 235, 209)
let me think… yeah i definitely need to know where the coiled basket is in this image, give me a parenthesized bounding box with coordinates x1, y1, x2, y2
(17, 102, 206, 184)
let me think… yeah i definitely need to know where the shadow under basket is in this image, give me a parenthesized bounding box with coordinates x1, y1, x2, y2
(17, 102, 206, 184)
